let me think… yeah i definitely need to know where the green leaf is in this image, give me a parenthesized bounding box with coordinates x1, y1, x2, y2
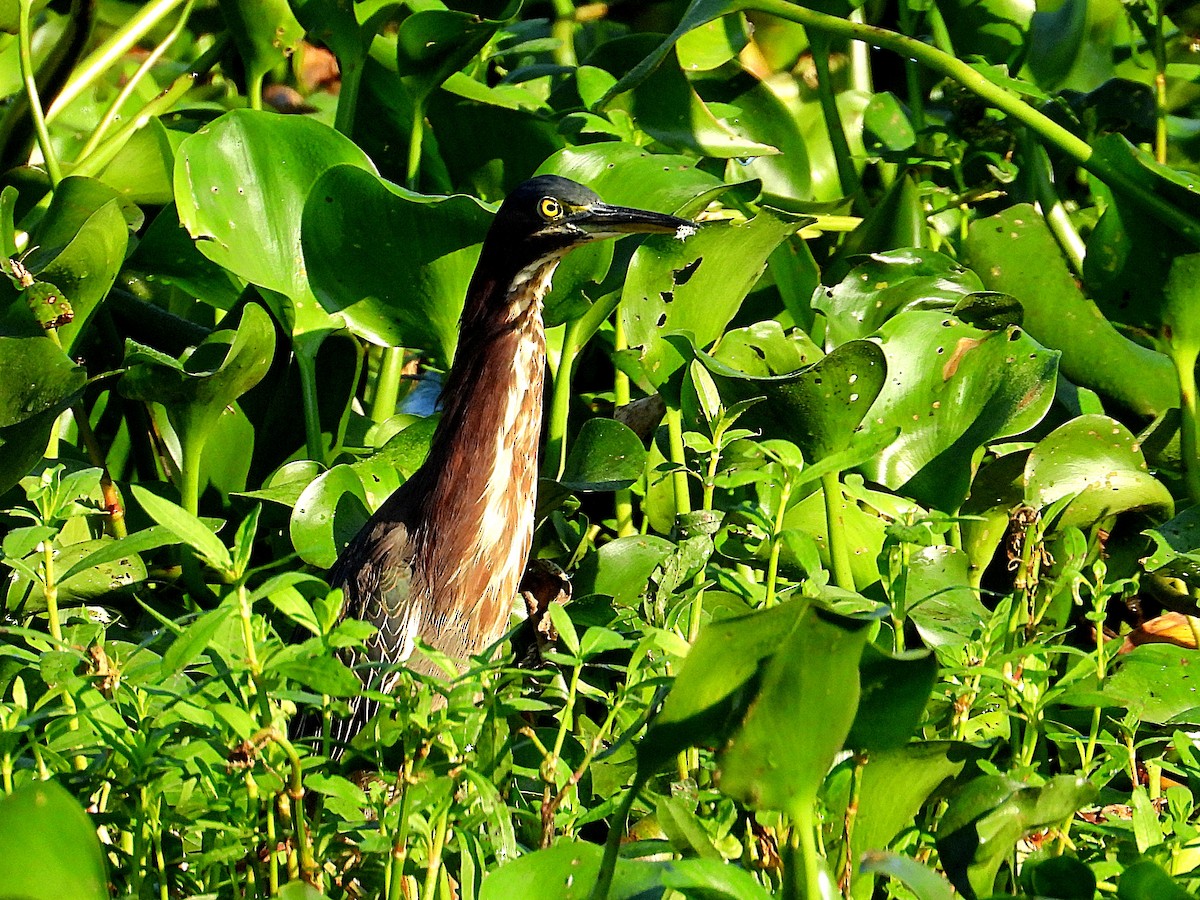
(1060, 644, 1200, 724)
(858, 852, 956, 900)
(1117, 859, 1195, 900)
(1025, 415, 1173, 530)
(0, 779, 107, 900)
(846, 643, 937, 751)
(174, 109, 376, 338)
(560, 419, 647, 491)
(131, 485, 232, 571)
(573, 535, 676, 606)
(903, 545, 990, 648)
(861, 311, 1058, 511)
(967, 203, 1177, 416)
(274, 653, 361, 696)
(218, 0, 304, 89)
(0, 335, 85, 428)
(290, 464, 371, 569)
(396, 3, 520, 104)
(936, 774, 1096, 899)
(622, 212, 802, 390)
(160, 602, 235, 677)
(302, 165, 492, 362)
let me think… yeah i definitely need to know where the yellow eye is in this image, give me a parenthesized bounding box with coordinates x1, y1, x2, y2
(539, 197, 563, 220)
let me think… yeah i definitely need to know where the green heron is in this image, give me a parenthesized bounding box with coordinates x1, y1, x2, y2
(313, 175, 694, 754)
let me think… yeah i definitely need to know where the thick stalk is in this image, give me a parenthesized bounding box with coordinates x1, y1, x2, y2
(664, 405, 692, 517)
(406, 102, 425, 190)
(821, 471, 854, 591)
(18, 0, 60, 185)
(550, 0, 578, 67)
(589, 775, 645, 900)
(809, 32, 859, 198)
(1154, 11, 1168, 164)
(613, 316, 636, 537)
(1023, 134, 1086, 276)
(1171, 343, 1200, 504)
(334, 55, 365, 136)
(546, 318, 584, 480)
(421, 804, 450, 900)
(294, 340, 326, 463)
(180, 433, 205, 517)
(41, 537, 63, 643)
(372, 346, 406, 423)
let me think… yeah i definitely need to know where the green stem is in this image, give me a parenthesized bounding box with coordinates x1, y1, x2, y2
(821, 471, 854, 590)
(546, 318, 583, 480)
(18, 0, 61, 185)
(1171, 343, 1200, 504)
(333, 55, 365, 136)
(47, 0, 189, 121)
(1023, 133, 1085, 277)
(613, 316, 636, 538)
(294, 339, 326, 463)
(793, 803, 826, 900)
(407, 101, 425, 190)
(421, 804, 450, 900)
(925, 1, 955, 57)
(664, 405, 692, 517)
(809, 32, 859, 199)
(180, 432, 205, 517)
(372, 346, 406, 423)
(589, 776, 645, 900)
(1154, 10, 1168, 164)
(72, 0, 195, 164)
(550, 0, 578, 67)
(248, 73, 263, 112)
(745, 0, 1200, 245)
(765, 480, 793, 608)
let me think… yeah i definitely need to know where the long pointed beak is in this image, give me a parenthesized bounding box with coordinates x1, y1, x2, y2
(572, 202, 696, 240)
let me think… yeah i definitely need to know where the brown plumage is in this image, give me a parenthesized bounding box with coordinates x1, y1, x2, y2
(308, 175, 694, 755)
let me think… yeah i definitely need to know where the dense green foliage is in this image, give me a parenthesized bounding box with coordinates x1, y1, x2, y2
(5, 0, 1200, 897)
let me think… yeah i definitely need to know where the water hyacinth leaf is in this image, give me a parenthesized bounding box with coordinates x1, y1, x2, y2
(218, 0, 304, 91)
(966, 203, 1177, 416)
(846, 643, 937, 751)
(711, 320, 823, 376)
(1024, 415, 1173, 531)
(622, 212, 802, 389)
(825, 176, 928, 285)
(1022, 856, 1097, 900)
(903, 545, 990, 649)
(560, 419, 646, 491)
(861, 311, 1057, 512)
(717, 606, 874, 816)
(847, 743, 969, 896)
(0, 779, 108, 900)
(302, 164, 492, 362)
(862, 91, 917, 155)
(937, 774, 1096, 899)
(10, 538, 147, 610)
(573, 534, 676, 605)
(630, 48, 777, 158)
(0, 335, 85, 427)
(290, 464, 371, 569)
(539, 143, 728, 215)
(1059, 644, 1200, 724)
(675, 12, 749, 71)
(396, 3, 520, 104)
(722, 78, 813, 203)
(1116, 859, 1196, 900)
(1143, 504, 1200, 586)
(813, 249, 984, 347)
(858, 852, 956, 900)
(697, 338, 885, 462)
(638, 600, 808, 775)
(175, 109, 376, 337)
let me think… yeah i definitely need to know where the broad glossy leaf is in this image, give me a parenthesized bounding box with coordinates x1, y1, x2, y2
(630, 48, 777, 158)
(862, 92, 916, 155)
(1059, 643, 1200, 724)
(622, 212, 801, 389)
(0, 335, 85, 427)
(396, 3, 520, 103)
(967, 203, 1177, 416)
(676, 13, 749, 71)
(1117, 860, 1195, 900)
(861, 311, 1057, 511)
(11, 538, 147, 610)
(813, 249, 983, 347)
(0, 779, 107, 900)
(290, 464, 371, 569)
(218, 0, 304, 87)
(1089, 134, 1200, 246)
(1024, 415, 1173, 530)
(717, 606, 873, 816)
(859, 852, 955, 900)
(846, 643, 937, 751)
(698, 338, 885, 463)
(937, 774, 1095, 899)
(725, 79, 813, 203)
(302, 164, 491, 362)
(573, 534, 676, 606)
(1143, 504, 1200, 586)
(939, 0, 1035, 65)
(560, 418, 646, 491)
(903, 545, 989, 649)
(1021, 855, 1097, 900)
(825, 179, 928, 284)
(175, 109, 376, 338)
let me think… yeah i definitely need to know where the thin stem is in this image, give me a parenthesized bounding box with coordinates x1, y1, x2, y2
(550, 0, 578, 67)
(18, 0, 61, 185)
(589, 775, 644, 900)
(793, 803, 826, 900)
(1171, 343, 1200, 504)
(1023, 134, 1085, 277)
(72, 0, 195, 164)
(407, 101, 425, 190)
(765, 480, 793, 608)
(1154, 10, 1168, 164)
(821, 471, 854, 591)
(333, 54, 365, 135)
(421, 804, 450, 900)
(47, 0, 189, 121)
(41, 537, 62, 642)
(613, 316, 636, 537)
(546, 318, 584, 480)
